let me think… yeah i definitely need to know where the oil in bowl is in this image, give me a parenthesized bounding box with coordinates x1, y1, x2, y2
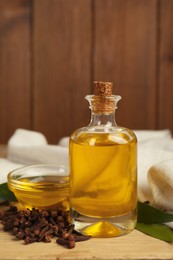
(7, 164, 69, 210)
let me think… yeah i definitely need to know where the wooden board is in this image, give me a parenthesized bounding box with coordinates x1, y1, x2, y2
(0, 0, 31, 143)
(33, 0, 92, 143)
(0, 201, 173, 260)
(93, 0, 157, 130)
(158, 0, 173, 130)
(0, 145, 7, 157)
(0, 223, 173, 260)
(1, 0, 173, 144)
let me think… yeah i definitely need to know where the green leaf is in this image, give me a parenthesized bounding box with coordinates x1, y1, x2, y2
(136, 223, 173, 243)
(138, 201, 173, 224)
(0, 183, 17, 201)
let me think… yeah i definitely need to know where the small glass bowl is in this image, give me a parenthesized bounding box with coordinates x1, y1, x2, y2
(7, 164, 69, 210)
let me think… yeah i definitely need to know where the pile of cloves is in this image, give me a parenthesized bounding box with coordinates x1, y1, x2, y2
(0, 202, 91, 249)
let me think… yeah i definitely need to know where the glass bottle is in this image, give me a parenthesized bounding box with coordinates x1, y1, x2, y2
(69, 81, 137, 237)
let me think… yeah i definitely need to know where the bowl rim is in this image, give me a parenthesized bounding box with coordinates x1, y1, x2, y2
(7, 164, 69, 188)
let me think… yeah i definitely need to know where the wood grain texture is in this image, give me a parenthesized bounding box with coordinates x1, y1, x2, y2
(0, 0, 31, 144)
(93, 0, 157, 130)
(158, 0, 173, 130)
(0, 145, 7, 157)
(0, 222, 173, 260)
(33, 0, 92, 143)
(0, 0, 173, 143)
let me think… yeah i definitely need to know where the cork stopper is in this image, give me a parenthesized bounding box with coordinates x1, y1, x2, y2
(94, 81, 113, 97)
(91, 81, 115, 114)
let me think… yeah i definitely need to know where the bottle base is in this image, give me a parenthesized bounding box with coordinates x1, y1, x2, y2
(71, 209, 137, 238)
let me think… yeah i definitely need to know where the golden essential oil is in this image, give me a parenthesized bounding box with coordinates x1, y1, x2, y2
(70, 132, 137, 237)
(9, 176, 69, 210)
(70, 132, 137, 217)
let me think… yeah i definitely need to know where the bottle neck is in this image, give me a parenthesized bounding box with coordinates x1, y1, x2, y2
(89, 111, 117, 127)
(85, 94, 121, 128)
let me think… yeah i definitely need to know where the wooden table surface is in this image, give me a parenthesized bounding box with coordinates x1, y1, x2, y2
(0, 145, 173, 260)
(0, 223, 173, 260)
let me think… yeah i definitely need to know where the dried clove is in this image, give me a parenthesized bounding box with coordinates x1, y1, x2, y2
(38, 225, 51, 241)
(25, 236, 38, 244)
(74, 235, 92, 242)
(0, 206, 92, 249)
(61, 224, 74, 239)
(30, 218, 48, 232)
(56, 238, 75, 249)
(16, 230, 25, 240)
(44, 234, 52, 243)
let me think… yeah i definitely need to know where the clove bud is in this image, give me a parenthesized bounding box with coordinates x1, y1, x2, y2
(0, 205, 92, 249)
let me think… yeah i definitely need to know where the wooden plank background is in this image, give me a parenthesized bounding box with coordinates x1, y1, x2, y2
(0, 0, 173, 144)
(158, 0, 173, 129)
(0, 0, 31, 143)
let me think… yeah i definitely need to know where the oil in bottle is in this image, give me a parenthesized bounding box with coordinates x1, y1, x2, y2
(69, 81, 137, 237)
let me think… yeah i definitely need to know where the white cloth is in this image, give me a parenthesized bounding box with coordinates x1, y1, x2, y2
(148, 160, 173, 211)
(58, 136, 69, 147)
(134, 129, 172, 142)
(7, 129, 68, 165)
(137, 145, 173, 202)
(0, 129, 68, 184)
(0, 158, 23, 184)
(8, 128, 48, 146)
(135, 129, 173, 205)
(134, 129, 173, 227)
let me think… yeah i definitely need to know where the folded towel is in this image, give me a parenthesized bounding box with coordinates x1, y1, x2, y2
(7, 129, 68, 165)
(133, 129, 173, 204)
(8, 145, 68, 165)
(8, 128, 48, 146)
(58, 136, 69, 147)
(0, 158, 23, 184)
(148, 160, 173, 211)
(137, 145, 173, 202)
(134, 129, 172, 142)
(0, 129, 68, 184)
